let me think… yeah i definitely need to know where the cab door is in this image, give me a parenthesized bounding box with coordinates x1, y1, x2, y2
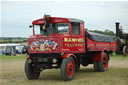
(70, 22, 85, 53)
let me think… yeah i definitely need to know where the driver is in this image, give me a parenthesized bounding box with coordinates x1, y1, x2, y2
(40, 25, 46, 35)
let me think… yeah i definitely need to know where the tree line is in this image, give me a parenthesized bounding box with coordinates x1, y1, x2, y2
(0, 37, 27, 43)
(86, 29, 115, 36)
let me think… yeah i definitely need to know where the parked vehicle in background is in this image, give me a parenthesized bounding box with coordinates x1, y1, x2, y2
(0, 44, 27, 56)
(24, 15, 117, 81)
(115, 22, 128, 56)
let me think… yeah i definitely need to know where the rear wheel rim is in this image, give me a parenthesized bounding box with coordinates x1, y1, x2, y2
(103, 56, 108, 69)
(67, 61, 74, 77)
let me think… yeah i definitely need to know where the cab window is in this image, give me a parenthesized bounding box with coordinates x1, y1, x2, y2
(34, 23, 69, 35)
(71, 22, 80, 35)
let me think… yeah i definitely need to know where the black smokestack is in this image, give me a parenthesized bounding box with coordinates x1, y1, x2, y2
(115, 22, 120, 37)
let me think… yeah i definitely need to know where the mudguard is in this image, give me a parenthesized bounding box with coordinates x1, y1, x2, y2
(61, 53, 77, 59)
(61, 53, 79, 69)
(92, 49, 109, 62)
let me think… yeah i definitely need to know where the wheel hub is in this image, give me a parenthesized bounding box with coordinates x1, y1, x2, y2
(67, 61, 74, 77)
(103, 61, 105, 64)
(70, 66, 72, 71)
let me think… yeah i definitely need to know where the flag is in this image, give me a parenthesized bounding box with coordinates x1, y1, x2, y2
(33, 41, 39, 46)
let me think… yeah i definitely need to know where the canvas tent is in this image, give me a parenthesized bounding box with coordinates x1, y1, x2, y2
(0, 44, 25, 55)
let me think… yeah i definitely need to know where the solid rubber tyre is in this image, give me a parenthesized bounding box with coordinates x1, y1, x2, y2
(61, 57, 75, 81)
(25, 59, 40, 80)
(93, 62, 99, 72)
(98, 53, 108, 72)
(123, 46, 128, 56)
(93, 53, 108, 72)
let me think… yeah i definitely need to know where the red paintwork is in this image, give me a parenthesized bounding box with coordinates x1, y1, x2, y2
(28, 36, 59, 53)
(28, 22, 85, 54)
(61, 54, 76, 58)
(92, 50, 104, 61)
(92, 52, 101, 61)
(28, 16, 117, 62)
(103, 55, 108, 69)
(87, 38, 117, 51)
(67, 61, 74, 77)
(26, 55, 30, 59)
(32, 17, 69, 25)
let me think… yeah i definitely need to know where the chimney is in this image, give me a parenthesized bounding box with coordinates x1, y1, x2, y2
(115, 22, 120, 37)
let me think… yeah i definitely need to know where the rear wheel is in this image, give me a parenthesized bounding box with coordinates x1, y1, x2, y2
(123, 46, 128, 56)
(93, 62, 99, 72)
(93, 53, 108, 72)
(25, 59, 40, 80)
(61, 57, 75, 81)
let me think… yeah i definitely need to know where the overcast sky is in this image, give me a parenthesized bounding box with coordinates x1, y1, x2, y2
(1, 0, 128, 37)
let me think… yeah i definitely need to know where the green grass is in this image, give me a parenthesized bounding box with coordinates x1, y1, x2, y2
(111, 54, 128, 60)
(0, 54, 25, 60)
(0, 54, 128, 85)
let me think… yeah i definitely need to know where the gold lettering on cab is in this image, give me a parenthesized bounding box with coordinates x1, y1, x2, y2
(64, 38, 84, 42)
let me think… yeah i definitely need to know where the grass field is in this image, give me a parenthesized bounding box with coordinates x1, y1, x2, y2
(0, 54, 128, 85)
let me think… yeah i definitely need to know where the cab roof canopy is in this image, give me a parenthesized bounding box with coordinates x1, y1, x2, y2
(32, 17, 84, 25)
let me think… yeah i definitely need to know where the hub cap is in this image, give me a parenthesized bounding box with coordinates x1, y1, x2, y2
(67, 61, 74, 77)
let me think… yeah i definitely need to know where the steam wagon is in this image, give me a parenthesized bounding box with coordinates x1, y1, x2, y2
(24, 15, 117, 80)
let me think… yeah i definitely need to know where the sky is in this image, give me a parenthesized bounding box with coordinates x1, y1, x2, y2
(1, 0, 128, 37)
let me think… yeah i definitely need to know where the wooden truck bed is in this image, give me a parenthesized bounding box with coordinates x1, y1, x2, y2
(85, 31, 117, 51)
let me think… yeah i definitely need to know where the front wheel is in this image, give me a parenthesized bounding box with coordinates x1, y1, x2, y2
(25, 59, 40, 80)
(61, 57, 75, 81)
